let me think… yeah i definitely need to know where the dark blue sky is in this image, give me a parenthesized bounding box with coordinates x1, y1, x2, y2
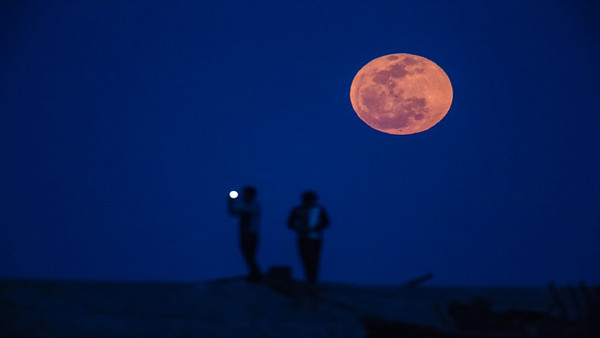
(1, 1, 599, 286)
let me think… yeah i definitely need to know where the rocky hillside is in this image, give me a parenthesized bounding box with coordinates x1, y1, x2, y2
(1, 278, 596, 337)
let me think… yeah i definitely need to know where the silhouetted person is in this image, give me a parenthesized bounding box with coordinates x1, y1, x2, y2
(287, 190, 330, 289)
(228, 186, 262, 283)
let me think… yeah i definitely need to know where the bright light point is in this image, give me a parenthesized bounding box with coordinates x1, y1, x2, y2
(229, 191, 238, 199)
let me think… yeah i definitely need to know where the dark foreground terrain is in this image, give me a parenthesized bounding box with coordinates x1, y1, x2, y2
(1, 278, 597, 337)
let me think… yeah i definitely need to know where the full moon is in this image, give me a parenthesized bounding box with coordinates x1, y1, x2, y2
(350, 53, 453, 135)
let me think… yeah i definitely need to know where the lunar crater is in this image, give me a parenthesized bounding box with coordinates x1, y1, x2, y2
(372, 70, 391, 84)
(389, 64, 409, 78)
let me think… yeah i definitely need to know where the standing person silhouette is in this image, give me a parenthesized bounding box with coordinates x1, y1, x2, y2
(287, 190, 330, 292)
(228, 186, 262, 283)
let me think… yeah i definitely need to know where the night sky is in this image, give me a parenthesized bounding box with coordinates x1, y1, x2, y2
(1, 1, 599, 286)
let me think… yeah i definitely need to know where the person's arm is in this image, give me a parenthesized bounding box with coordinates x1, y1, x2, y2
(227, 196, 238, 216)
(314, 206, 330, 231)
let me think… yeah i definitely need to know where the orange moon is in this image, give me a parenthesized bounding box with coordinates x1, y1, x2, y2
(350, 53, 453, 135)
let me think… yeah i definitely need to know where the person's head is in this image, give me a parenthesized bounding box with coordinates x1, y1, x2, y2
(301, 190, 318, 207)
(242, 186, 257, 203)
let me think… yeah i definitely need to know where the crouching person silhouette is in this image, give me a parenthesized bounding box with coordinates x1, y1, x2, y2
(287, 190, 330, 293)
(228, 186, 262, 283)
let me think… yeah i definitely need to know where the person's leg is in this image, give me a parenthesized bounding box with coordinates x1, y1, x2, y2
(298, 238, 311, 282)
(305, 239, 322, 285)
(240, 233, 261, 281)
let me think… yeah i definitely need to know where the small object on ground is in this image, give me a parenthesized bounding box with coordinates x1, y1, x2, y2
(403, 273, 434, 288)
